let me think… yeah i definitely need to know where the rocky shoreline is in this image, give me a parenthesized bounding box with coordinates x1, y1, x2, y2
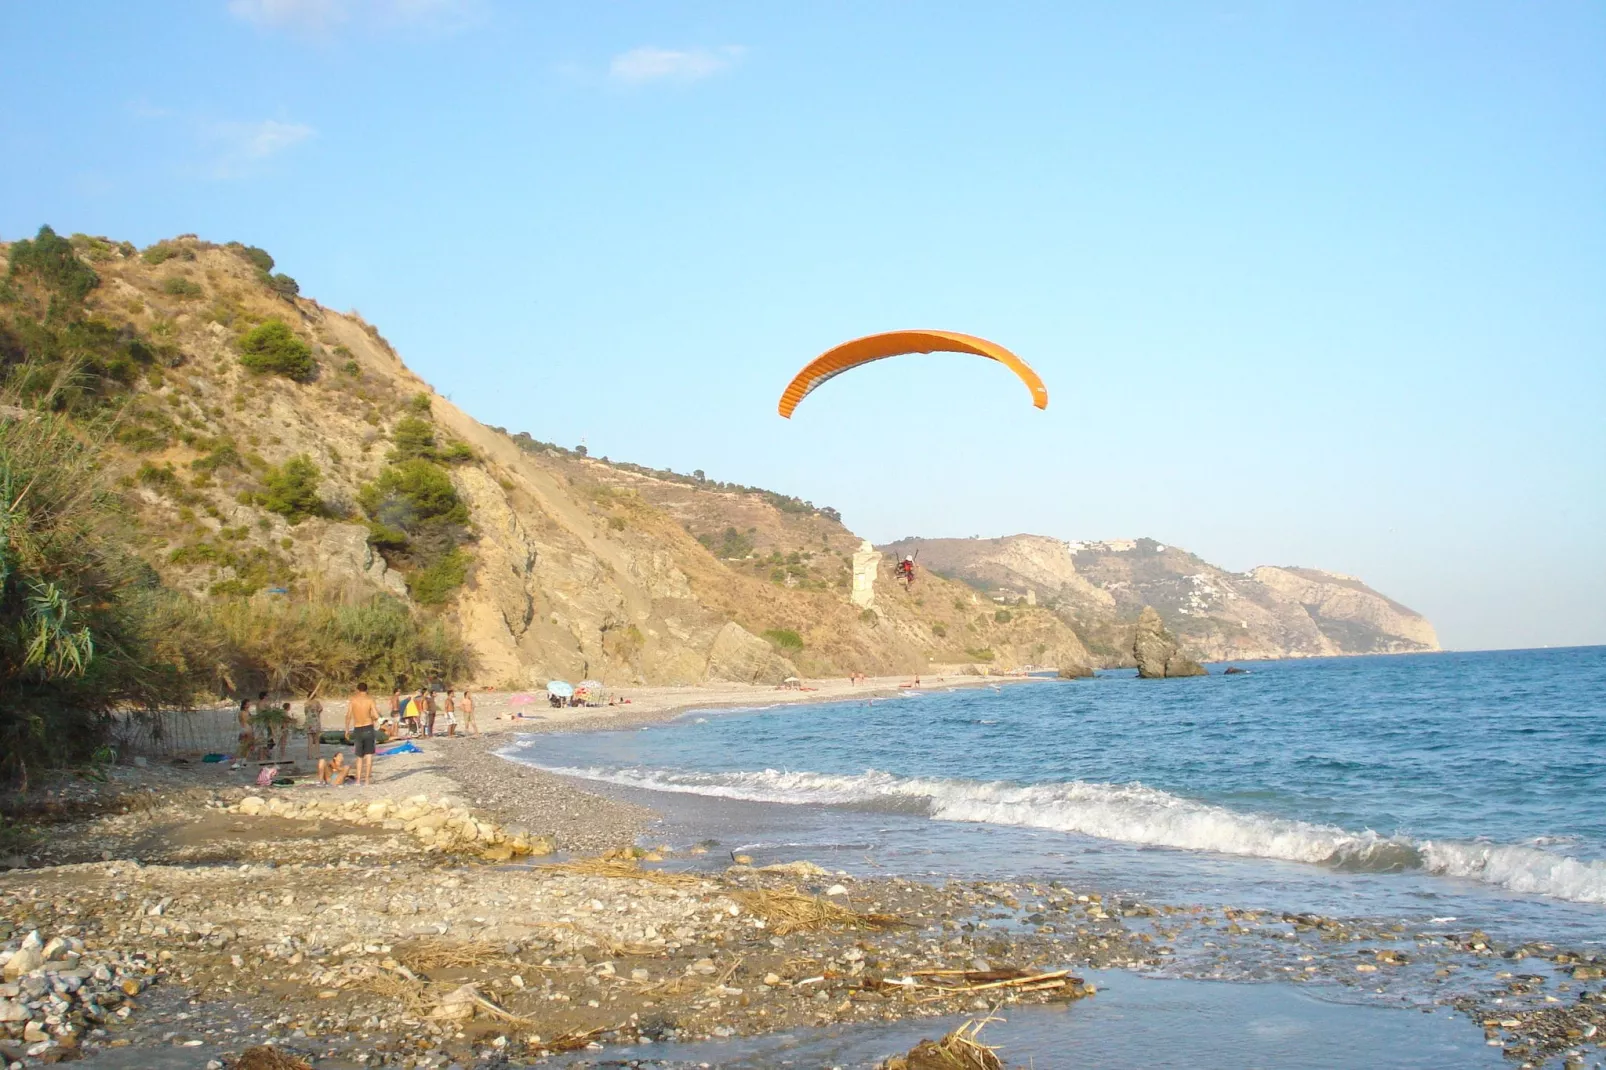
(1, 700, 1604, 1068)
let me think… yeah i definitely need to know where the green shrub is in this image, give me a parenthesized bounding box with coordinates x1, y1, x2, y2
(762, 628, 804, 652)
(267, 273, 299, 299)
(931, 622, 948, 638)
(6, 225, 99, 302)
(136, 461, 183, 495)
(239, 319, 315, 381)
(233, 244, 274, 274)
(607, 515, 626, 531)
(257, 455, 324, 523)
(161, 276, 203, 299)
(408, 392, 431, 414)
(365, 523, 410, 551)
(994, 609, 1013, 624)
(141, 243, 177, 265)
(192, 441, 245, 474)
(407, 548, 469, 605)
(390, 415, 437, 462)
(0, 406, 199, 779)
(437, 440, 473, 463)
(698, 526, 754, 560)
(965, 647, 996, 662)
(359, 458, 468, 528)
(342, 360, 359, 375)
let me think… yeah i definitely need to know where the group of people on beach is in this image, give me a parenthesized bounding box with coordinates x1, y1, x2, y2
(229, 672, 477, 789)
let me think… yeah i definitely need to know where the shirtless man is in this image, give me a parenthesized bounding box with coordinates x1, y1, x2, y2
(460, 688, 478, 736)
(345, 682, 379, 787)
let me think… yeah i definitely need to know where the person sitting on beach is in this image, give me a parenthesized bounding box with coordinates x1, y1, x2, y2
(318, 751, 354, 785)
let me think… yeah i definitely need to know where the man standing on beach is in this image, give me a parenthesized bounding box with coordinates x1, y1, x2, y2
(232, 696, 253, 770)
(460, 687, 477, 736)
(345, 683, 379, 787)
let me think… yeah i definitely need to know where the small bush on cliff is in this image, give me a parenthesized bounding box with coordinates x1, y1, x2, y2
(6, 225, 99, 303)
(407, 548, 469, 605)
(762, 628, 804, 652)
(161, 276, 203, 299)
(256, 455, 325, 523)
(359, 458, 467, 529)
(239, 319, 315, 381)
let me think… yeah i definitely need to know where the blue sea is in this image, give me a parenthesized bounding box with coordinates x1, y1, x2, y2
(503, 648, 1606, 1067)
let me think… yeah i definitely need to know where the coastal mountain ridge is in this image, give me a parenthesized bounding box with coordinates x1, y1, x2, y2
(0, 230, 1094, 686)
(878, 535, 1439, 662)
(0, 230, 1434, 686)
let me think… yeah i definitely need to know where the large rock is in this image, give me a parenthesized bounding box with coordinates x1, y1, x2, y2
(316, 524, 408, 597)
(705, 621, 796, 684)
(1132, 606, 1206, 678)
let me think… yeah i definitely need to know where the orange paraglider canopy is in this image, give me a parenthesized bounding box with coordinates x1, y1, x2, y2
(777, 330, 1048, 418)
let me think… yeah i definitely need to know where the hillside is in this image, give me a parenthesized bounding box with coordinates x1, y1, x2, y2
(879, 535, 1439, 663)
(0, 229, 1092, 690)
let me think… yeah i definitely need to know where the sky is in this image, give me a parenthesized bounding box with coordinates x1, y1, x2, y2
(1, 1, 1602, 651)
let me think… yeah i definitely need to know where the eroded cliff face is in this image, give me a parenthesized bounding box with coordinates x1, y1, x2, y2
(882, 535, 1439, 664)
(19, 234, 1092, 686)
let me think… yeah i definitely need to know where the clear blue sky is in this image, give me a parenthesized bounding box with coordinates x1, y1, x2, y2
(2, 2, 1602, 651)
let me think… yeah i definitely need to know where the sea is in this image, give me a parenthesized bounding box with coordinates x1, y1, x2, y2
(500, 648, 1606, 1068)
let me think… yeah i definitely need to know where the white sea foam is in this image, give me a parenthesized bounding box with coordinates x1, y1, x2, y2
(524, 760, 1606, 905)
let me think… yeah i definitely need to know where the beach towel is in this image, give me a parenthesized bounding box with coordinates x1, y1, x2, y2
(377, 741, 422, 757)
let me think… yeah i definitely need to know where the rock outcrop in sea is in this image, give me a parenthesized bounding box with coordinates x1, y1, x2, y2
(1133, 606, 1207, 678)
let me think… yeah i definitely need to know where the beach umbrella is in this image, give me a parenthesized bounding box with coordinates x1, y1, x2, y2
(546, 680, 575, 699)
(509, 692, 535, 706)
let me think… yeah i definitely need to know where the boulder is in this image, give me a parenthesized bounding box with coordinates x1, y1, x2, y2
(238, 796, 267, 816)
(1057, 664, 1094, 679)
(704, 621, 796, 684)
(1132, 606, 1206, 679)
(316, 524, 408, 598)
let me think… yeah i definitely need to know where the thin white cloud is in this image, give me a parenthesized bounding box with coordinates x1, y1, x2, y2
(227, 0, 480, 36)
(206, 119, 315, 178)
(608, 45, 746, 85)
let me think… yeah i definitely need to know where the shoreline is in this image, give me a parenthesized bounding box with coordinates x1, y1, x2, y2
(2, 675, 1603, 1068)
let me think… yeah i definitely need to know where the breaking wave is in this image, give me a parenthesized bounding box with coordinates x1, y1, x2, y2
(524, 761, 1606, 905)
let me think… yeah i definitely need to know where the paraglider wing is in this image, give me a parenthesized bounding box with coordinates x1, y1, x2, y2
(778, 330, 1048, 418)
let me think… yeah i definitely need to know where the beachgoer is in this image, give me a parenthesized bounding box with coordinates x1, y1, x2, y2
(345, 682, 379, 787)
(232, 697, 253, 769)
(318, 751, 353, 786)
(420, 687, 435, 737)
(388, 685, 401, 727)
(443, 690, 458, 737)
(276, 702, 292, 760)
(304, 695, 324, 762)
(460, 688, 477, 736)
